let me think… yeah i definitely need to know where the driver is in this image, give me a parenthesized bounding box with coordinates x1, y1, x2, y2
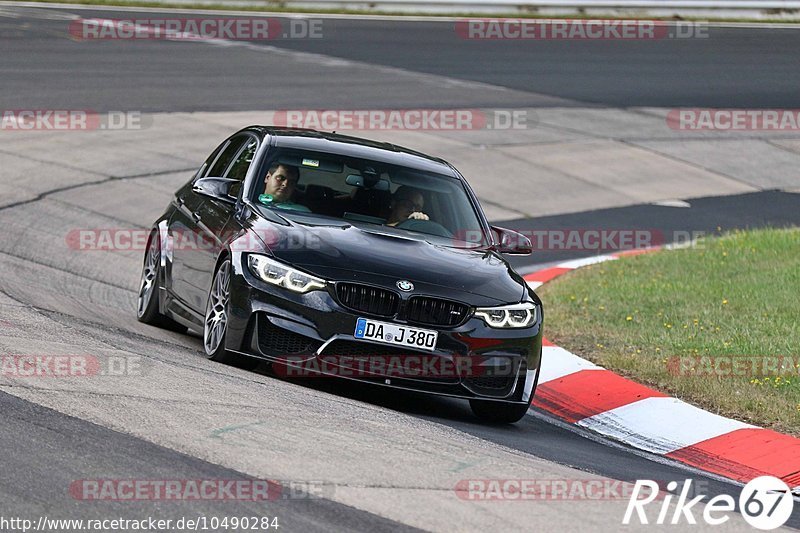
(386, 186, 429, 226)
(259, 163, 311, 212)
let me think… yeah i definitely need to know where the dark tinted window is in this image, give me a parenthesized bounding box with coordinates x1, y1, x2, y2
(193, 141, 226, 182)
(251, 149, 489, 247)
(226, 136, 258, 182)
(208, 136, 248, 177)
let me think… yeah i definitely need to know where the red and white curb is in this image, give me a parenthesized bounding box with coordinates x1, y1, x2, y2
(525, 248, 800, 495)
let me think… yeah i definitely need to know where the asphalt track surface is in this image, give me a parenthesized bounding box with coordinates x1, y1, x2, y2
(2, 6, 800, 111)
(2, 5, 800, 531)
(505, 190, 800, 272)
(0, 392, 416, 533)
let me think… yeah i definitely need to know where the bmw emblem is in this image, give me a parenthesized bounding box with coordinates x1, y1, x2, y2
(396, 280, 414, 292)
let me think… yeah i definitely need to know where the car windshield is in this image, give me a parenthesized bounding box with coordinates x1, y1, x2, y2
(251, 148, 489, 248)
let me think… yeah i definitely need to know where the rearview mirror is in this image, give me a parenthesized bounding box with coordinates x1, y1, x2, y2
(193, 177, 238, 204)
(492, 226, 532, 255)
(345, 174, 390, 191)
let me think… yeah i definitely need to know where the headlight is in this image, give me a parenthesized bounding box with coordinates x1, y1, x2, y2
(474, 302, 537, 328)
(247, 254, 326, 293)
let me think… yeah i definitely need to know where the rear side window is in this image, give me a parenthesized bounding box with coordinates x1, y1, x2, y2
(208, 136, 248, 177)
(226, 137, 259, 182)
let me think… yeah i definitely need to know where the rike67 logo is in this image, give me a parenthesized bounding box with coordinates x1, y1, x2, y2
(624, 476, 795, 529)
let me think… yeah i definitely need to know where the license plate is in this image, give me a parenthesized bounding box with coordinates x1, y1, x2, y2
(354, 318, 438, 351)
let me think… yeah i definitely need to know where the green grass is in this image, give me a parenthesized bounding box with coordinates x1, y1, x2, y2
(9, 0, 800, 23)
(538, 227, 800, 435)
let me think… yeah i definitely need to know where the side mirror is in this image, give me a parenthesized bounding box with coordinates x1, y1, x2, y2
(193, 177, 238, 204)
(492, 226, 532, 255)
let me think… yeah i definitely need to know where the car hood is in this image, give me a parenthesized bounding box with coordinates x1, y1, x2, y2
(248, 213, 526, 305)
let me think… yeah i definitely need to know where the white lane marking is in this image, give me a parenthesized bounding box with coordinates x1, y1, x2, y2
(556, 254, 617, 269)
(652, 199, 691, 208)
(577, 396, 757, 455)
(526, 280, 543, 290)
(526, 408, 752, 493)
(538, 345, 603, 384)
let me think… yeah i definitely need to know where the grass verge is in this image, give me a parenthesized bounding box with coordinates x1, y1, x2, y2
(538, 227, 800, 436)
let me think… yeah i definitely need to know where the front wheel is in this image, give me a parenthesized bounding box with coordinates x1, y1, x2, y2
(204, 259, 258, 370)
(469, 396, 532, 424)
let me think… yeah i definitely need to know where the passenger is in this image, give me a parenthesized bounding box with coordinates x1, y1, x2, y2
(258, 163, 311, 212)
(386, 186, 429, 226)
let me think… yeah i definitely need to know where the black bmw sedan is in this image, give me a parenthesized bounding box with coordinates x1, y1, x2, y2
(137, 126, 542, 423)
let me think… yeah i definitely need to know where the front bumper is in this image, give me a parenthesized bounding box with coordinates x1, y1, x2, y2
(225, 254, 543, 403)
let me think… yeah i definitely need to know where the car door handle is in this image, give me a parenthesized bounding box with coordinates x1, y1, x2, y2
(191, 212, 202, 222)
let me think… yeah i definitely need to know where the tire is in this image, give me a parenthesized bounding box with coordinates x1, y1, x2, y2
(469, 397, 532, 424)
(137, 232, 186, 333)
(203, 259, 258, 370)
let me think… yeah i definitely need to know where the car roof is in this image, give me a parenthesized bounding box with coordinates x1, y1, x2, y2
(244, 126, 460, 177)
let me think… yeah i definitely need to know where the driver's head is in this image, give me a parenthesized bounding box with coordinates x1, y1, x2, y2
(264, 164, 300, 203)
(388, 186, 424, 224)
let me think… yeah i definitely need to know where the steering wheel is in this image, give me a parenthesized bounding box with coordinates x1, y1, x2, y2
(394, 218, 453, 238)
